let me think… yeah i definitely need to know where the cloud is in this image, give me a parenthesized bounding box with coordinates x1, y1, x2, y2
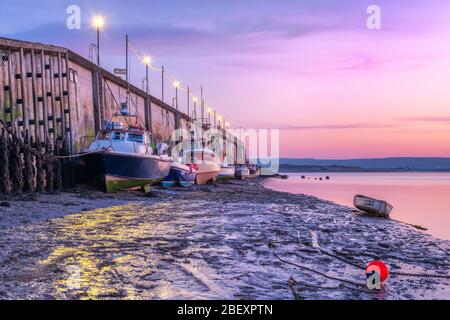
(276, 122, 395, 131)
(398, 116, 450, 123)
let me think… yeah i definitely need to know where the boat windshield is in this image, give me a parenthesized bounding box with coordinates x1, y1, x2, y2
(128, 133, 144, 143)
(193, 151, 216, 161)
(112, 132, 125, 141)
(97, 131, 111, 140)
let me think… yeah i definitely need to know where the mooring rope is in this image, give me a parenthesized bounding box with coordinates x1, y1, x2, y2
(270, 239, 450, 280)
(272, 249, 366, 287)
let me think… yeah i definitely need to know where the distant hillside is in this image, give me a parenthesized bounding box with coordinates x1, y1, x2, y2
(278, 164, 408, 172)
(279, 157, 450, 171)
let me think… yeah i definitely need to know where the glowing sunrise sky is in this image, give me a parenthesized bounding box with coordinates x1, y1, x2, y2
(2, 0, 450, 158)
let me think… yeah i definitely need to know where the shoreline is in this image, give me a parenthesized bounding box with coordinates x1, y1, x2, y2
(0, 179, 449, 299)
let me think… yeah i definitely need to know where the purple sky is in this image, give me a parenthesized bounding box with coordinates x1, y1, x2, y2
(2, 0, 450, 158)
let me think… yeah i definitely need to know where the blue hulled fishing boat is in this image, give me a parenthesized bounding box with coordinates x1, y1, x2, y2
(161, 162, 196, 187)
(82, 118, 171, 193)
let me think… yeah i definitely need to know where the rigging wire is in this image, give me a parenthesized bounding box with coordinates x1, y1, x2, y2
(127, 39, 207, 109)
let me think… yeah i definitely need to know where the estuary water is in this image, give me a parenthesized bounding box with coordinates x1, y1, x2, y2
(265, 172, 450, 241)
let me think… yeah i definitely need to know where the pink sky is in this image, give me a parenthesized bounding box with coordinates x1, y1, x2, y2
(3, 0, 450, 158)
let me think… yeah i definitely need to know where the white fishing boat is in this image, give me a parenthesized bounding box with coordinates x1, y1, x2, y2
(353, 194, 393, 218)
(184, 148, 221, 185)
(218, 159, 236, 180)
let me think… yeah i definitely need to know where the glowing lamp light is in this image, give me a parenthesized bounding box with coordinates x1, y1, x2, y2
(217, 115, 223, 121)
(193, 97, 198, 103)
(143, 56, 152, 65)
(92, 15, 105, 29)
(207, 108, 212, 114)
(173, 81, 180, 88)
(226, 122, 230, 127)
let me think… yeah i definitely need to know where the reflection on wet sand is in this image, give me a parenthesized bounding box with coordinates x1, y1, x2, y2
(39, 204, 160, 299)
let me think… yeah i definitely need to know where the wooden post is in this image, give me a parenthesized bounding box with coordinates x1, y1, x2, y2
(19, 48, 29, 133)
(64, 53, 73, 155)
(30, 49, 40, 139)
(234, 136, 238, 166)
(144, 96, 152, 136)
(57, 52, 66, 141)
(0, 128, 10, 194)
(0, 51, 4, 119)
(35, 135, 45, 192)
(48, 56, 57, 143)
(40, 50, 49, 141)
(6, 50, 15, 132)
(92, 71, 102, 134)
(44, 138, 54, 193)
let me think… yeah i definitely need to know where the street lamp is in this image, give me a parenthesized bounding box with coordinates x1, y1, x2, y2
(207, 108, 212, 124)
(143, 56, 151, 95)
(173, 81, 180, 110)
(142, 55, 152, 136)
(193, 97, 198, 119)
(92, 15, 104, 66)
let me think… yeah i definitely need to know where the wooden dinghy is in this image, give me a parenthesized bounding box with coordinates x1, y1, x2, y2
(353, 194, 393, 218)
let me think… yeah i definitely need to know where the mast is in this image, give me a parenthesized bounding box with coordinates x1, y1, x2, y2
(125, 34, 129, 107)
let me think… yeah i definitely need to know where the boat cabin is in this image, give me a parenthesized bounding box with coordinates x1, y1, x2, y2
(88, 128, 153, 156)
(183, 149, 220, 165)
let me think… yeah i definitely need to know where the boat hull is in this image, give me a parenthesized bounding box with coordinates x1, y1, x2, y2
(353, 194, 393, 218)
(217, 166, 236, 180)
(249, 168, 261, 179)
(196, 170, 220, 185)
(83, 152, 171, 192)
(195, 163, 221, 185)
(235, 167, 250, 180)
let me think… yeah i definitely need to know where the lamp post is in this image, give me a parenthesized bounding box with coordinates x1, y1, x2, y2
(193, 97, 198, 119)
(143, 56, 151, 95)
(187, 86, 190, 118)
(143, 56, 152, 137)
(92, 15, 104, 67)
(161, 66, 165, 103)
(200, 85, 204, 124)
(207, 108, 212, 125)
(174, 81, 180, 110)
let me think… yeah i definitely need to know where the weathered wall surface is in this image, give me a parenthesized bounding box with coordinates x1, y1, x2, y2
(0, 44, 71, 147)
(67, 60, 95, 152)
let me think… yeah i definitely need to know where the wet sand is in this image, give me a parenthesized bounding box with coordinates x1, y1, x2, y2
(0, 179, 449, 300)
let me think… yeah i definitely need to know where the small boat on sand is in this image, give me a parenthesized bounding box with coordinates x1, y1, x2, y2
(161, 162, 196, 187)
(235, 164, 250, 180)
(217, 160, 236, 181)
(248, 164, 261, 178)
(353, 194, 393, 218)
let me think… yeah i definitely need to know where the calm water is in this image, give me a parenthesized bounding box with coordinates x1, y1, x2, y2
(265, 172, 450, 241)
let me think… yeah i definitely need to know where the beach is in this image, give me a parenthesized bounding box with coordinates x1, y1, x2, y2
(0, 179, 449, 300)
